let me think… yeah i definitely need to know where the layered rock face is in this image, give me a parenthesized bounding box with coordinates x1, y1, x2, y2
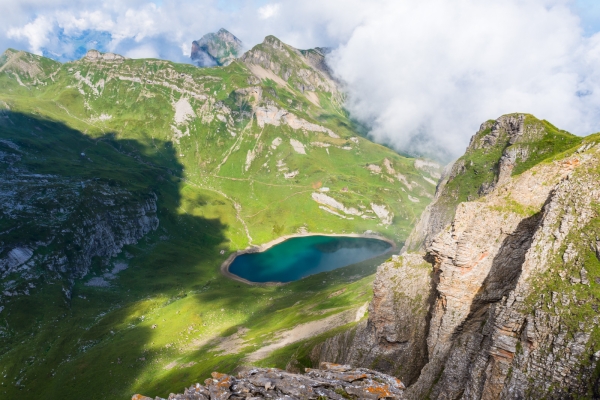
(311, 253, 433, 386)
(403, 113, 579, 253)
(133, 363, 406, 400)
(317, 115, 600, 397)
(406, 147, 599, 398)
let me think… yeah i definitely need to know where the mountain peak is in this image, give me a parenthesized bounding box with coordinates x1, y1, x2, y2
(262, 35, 285, 47)
(240, 37, 339, 101)
(191, 28, 243, 67)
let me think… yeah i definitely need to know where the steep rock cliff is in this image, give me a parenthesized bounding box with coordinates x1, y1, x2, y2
(318, 115, 600, 398)
(407, 143, 599, 398)
(311, 253, 434, 386)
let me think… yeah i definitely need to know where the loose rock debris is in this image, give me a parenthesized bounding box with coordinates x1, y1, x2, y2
(133, 362, 405, 399)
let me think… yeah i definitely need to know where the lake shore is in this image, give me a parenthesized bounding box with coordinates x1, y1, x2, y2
(220, 232, 397, 286)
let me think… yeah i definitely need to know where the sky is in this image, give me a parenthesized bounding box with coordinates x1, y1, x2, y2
(3, 0, 600, 161)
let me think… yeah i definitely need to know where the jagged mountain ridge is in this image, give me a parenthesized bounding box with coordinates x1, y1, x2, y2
(241, 36, 340, 105)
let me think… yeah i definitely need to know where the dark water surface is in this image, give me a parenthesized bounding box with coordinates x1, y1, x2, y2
(228, 235, 393, 283)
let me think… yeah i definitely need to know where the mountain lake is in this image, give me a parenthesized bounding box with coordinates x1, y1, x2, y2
(227, 235, 394, 283)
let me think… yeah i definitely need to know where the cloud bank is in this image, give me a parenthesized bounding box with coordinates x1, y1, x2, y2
(3, 0, 600, 161)
(328, 0, 600, 160)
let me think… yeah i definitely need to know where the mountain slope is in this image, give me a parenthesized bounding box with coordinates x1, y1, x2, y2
(0, 37, 440, 399)
(131, 114, 599, 399)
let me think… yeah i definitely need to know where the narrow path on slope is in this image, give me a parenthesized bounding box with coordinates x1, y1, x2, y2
(244, 302, 369, 363)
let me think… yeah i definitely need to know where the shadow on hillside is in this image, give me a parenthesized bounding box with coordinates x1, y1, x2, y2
(0, 111, 232, 399)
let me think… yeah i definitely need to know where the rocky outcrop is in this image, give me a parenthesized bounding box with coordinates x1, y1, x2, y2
(405, 147, 599, 398)
(83, 49, 126, 62)
(191, 28, 243, 67)
(403, 113, 580, 253)
(133, 363, 406, 400)
(313, 254, 433, 386)
(0, 48, 59, 83)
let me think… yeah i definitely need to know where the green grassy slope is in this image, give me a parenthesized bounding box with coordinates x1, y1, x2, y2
(0, 40, 439, 399)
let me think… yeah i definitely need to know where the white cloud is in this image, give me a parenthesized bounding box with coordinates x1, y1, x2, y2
(258, 3, 280, 20)
(180, 42, 190, 57)
(124, 44, 159, 59)
(328, 0, 593, 160)
(7, 16, 53, 55)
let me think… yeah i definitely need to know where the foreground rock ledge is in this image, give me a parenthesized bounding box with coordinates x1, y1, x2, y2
(133, 362, 405, 399)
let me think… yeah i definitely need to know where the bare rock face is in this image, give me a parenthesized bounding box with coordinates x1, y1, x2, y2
(408, 149, 600, 398)
(313, 254, 433, 386)
(316, 116, 600, 397)
(403, 113, 570, 253)
(133, 363, 406, 400)
(0, 138, 158, 300)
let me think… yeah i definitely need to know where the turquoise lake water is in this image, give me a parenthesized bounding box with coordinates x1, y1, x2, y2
(228, 235, 392, 283)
